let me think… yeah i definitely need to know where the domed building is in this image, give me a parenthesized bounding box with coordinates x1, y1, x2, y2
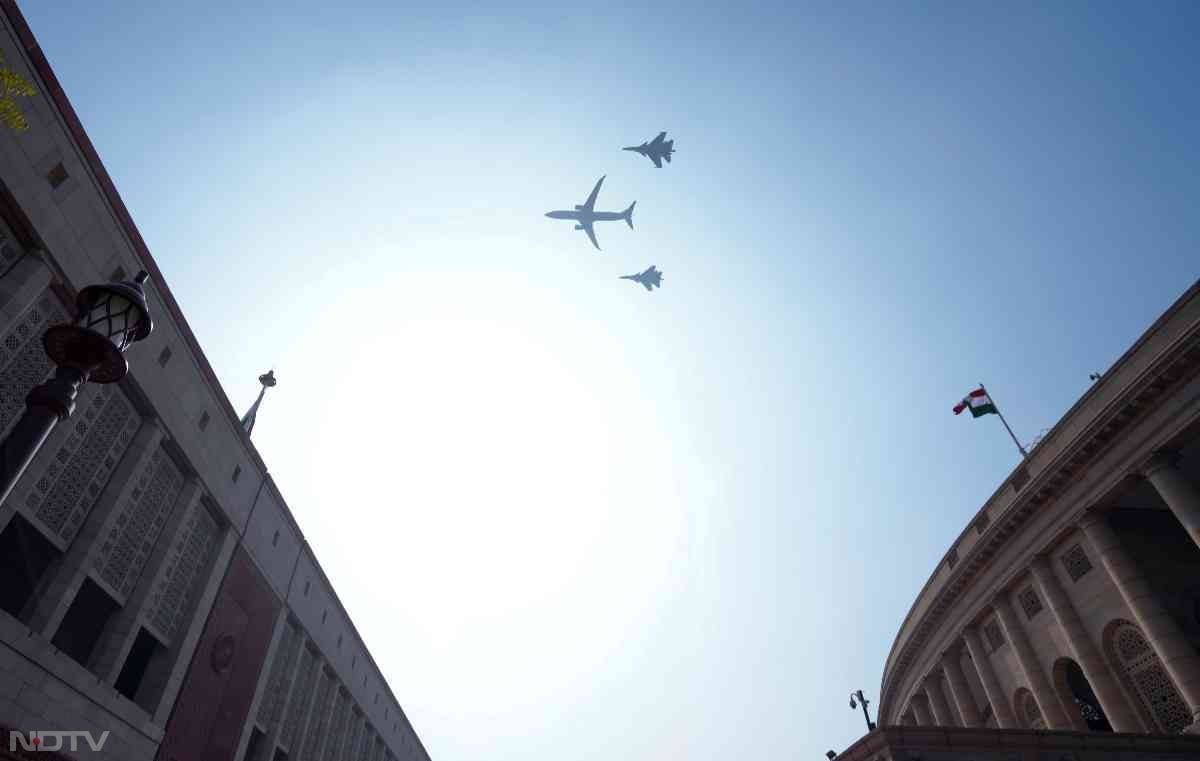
(836, 280, 1200, 760)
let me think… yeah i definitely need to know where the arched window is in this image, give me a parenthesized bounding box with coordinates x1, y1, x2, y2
(1105, 619, 1190, 733)
(1052, 657, 1111, 732)
(1014, 688, 1045, 729)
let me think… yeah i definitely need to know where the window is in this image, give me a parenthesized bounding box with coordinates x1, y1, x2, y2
(272, 529, 280, 547)
(157, 346, 172, 367)
(46, 162, 68, 188)
(1061, 544, 1093, 582)
(1107, 619, 1190, 733)
(232, 465, 242, 483)
(198, 411, 210, 431)
(946, 548, 958, 570)
(115, 628, 162, 701)
(337, 634, 343, 648)
(1018, 586, 1043, 619)
(51, 579, 120, 667)
(984, 619, 1006, 651)
(243, 729, 266, 761)
(304, 580, 311, 596)
(322, 610, 328, 625)
(0, 514, 61, 620)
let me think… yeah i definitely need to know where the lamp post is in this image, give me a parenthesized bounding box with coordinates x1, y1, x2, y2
(0, 270, 153, 505)
(849, 689, 876, 731)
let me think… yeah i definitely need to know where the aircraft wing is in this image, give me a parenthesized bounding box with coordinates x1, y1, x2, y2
(652, 131, 667, 146)
(581, 221, 600, 250)
(642, 280, 653, 291)
(650, 153, 663, 168)
(582, 175, 605, 212)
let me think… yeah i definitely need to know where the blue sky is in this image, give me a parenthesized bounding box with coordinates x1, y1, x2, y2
(23, 1, 1200, 758)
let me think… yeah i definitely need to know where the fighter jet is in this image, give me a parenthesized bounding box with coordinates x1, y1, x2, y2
(623, 131, 675, 168)
(544, 176, 635, 250)
(620, 265, 663, 292)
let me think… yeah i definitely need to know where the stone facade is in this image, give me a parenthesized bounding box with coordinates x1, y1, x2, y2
(0, 2, 428, 761)
(834, 726, 1200, 761)
(879, 277, 1200, 744)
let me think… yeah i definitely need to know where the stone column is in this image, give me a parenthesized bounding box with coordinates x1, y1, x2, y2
(941, 646, 983, 727)
(1145, 452, 1200, 551)
(1029, 554, 1142, 732)
(922, 672, 955, 726)
(1080, 511, 1200, 727)
(909, 694, 933, 725)
(963, 625, 1017, 728)
(992, 593, 1071, 729)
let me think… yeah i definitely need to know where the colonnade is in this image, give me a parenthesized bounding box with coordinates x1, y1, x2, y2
(897, 455, 1200, 735)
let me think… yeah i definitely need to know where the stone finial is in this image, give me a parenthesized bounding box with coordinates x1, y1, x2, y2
(241, 369, 277, 437)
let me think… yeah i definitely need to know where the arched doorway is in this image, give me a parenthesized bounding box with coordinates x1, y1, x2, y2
(1104, 619, 1191, 733)
(1053, 658, 1113, 732)
(1014, 687, 1045, 729)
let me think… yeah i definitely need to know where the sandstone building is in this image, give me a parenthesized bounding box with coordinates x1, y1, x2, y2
(0, 3, 431, 761)
(835, 281, 1200, 759)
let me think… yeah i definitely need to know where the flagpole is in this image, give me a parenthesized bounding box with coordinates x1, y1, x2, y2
(981, 382, 1028, 459)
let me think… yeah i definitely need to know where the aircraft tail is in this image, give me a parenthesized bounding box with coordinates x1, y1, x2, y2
(623, 201, 636, 229)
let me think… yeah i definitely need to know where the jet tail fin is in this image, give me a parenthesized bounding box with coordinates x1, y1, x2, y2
(623, 201, 636, 229)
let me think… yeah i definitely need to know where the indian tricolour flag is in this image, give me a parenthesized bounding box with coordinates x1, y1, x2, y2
(954, 387, 997, 418)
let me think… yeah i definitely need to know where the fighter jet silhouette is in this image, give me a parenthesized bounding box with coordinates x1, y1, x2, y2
(620, 265, 663, 292)
(544, 176, 635, 250)
(623, 131, 675, 168)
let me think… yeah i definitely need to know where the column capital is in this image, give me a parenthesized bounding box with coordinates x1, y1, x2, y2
(1077, 508, 1110, 530)
(1143, 450, 1182, 478)
(941, 642, 964, 661)
(991, 588, 1017, 613)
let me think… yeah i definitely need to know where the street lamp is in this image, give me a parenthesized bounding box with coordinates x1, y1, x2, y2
(849, 689, 876, 731)
(0, 270, 153, 504)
